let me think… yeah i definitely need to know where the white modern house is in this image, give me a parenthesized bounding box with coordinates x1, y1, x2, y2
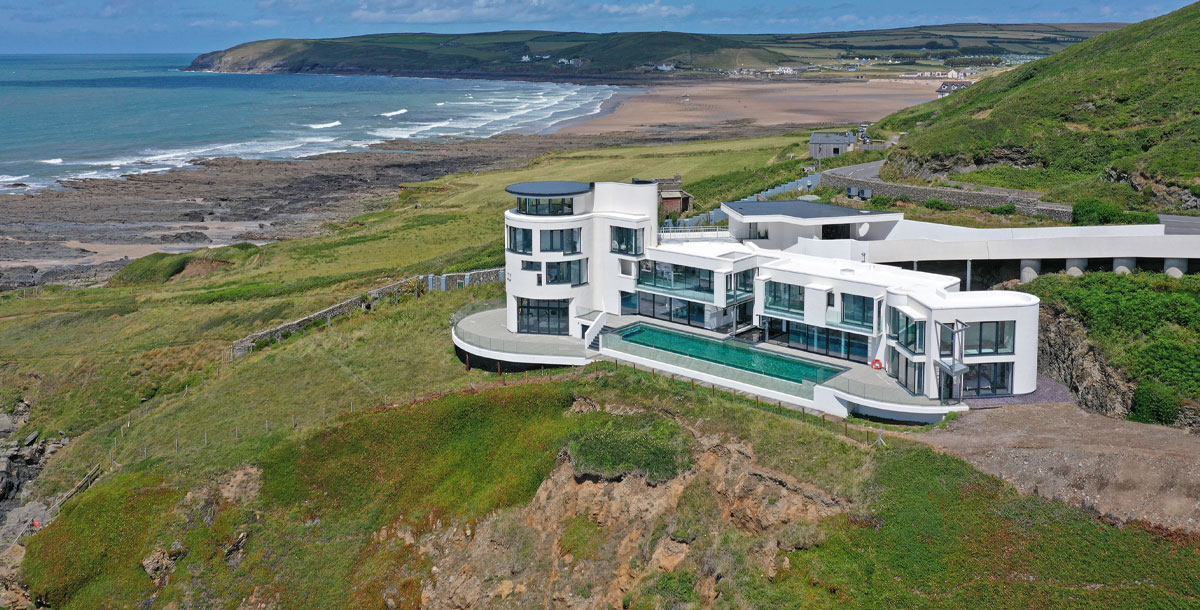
(451, 179, 1192, 422)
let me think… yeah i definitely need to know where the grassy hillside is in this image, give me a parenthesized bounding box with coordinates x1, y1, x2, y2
(8, 129, 1200, 607)
(1024, 272, 1200, 425)
(188, 23, 1120, 78)
(876, 2, 1200, 209)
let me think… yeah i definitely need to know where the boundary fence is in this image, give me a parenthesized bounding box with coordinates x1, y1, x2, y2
(231, 267, 503, 358)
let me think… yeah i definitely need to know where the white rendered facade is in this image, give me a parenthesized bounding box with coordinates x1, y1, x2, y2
(489, 180, 1046, 410)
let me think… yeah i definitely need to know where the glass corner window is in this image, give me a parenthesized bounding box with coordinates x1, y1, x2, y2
(611, 226, 644, 255)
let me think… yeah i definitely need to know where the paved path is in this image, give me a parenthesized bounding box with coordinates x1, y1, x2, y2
(826, 160, 1200, 235)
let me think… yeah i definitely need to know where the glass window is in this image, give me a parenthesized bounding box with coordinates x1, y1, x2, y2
(939, 323, 953, 357)
(516, 298, 569, 335)
(507, 226, 532, 254)
(963, 362, 1014, 396)
(610, 226, 644, 255)
(841, 293, 874, 330)
(638, 291, 655, 317)
(540, 228, 580, 253)
(545, 258, 588, 286)
(889, 307, 925, 354)
(893, 350, 924, 395)
(765, 281, 804, 315)
(521, 260, 540, 271)
(516, 197, 574, 216)
(964, 321, 1016, 355)
(620, 291, 639, 315)
(636, 260, 715, 301)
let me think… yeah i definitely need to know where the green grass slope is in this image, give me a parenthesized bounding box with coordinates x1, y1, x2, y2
(877, 2, 1200, 208)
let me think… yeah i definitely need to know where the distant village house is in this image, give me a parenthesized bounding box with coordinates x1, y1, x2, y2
(937, 80, 974, 98)
(808, 131, 857, 159)
(655, 174, 693, 216)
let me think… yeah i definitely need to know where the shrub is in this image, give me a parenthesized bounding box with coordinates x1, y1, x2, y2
(1073, 198, 1159, 225)
(924, 198, 956, 211)
(1128, 380, 1182, 425)
(988, 203, 1018, 215)
(868, 195, 896, 209)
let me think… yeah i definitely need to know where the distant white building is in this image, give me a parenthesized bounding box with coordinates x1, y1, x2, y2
(773, 66, 795, 75)
(946, 68, 980, 80)
(520, 55, 531, 62)
(655, 62, 676, 71)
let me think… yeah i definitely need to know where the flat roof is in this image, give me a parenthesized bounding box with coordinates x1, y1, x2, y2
(725, 200, 897, 220)
(810, 132, 856, 144)
(504, 181, 592, 197)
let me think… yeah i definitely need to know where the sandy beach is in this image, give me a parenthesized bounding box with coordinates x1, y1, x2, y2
(557, 79, 939, 134)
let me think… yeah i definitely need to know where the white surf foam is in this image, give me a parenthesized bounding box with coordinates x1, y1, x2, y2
(379, 109, 408, 117)
(39, 158, 63, 165)
(0, 175, 29, 183)
(305, 121, 342, 129)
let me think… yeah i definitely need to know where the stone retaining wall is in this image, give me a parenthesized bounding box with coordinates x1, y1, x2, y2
(821, 172, 1074, 223)
(231, 267, 503, 358)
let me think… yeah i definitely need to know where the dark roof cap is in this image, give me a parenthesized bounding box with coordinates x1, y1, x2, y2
(504, 181, 593, 197)
(725, 199, 897, 220)
(809, 132, 856, 144)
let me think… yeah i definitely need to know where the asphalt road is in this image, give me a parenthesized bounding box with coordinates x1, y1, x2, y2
(825, 160, 1200, 235)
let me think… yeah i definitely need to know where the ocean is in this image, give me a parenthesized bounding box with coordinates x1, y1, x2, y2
(0, 54, 617, 192)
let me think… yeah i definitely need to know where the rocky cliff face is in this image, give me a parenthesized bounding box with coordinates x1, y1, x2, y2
(1038, 305, 1135, 419)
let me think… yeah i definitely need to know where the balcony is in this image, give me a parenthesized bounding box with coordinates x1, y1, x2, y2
(824, 309, 874, 334)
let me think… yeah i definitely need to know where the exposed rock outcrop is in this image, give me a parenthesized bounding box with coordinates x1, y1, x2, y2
(1107, 168, 1200, 210)
(1038, 305, 1134, 418)
(415, 436, 847, 610)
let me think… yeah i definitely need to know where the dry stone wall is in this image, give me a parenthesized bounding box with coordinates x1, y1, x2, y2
(820, 172, 1074, 222)
(231, 267, 503, 358)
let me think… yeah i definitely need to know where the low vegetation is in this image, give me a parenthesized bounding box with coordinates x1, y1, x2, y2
(877, 3, 1200, 209)
(1024, 272, 1200, 424)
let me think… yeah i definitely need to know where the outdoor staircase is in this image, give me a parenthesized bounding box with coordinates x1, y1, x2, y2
(588, 326, 616, 350)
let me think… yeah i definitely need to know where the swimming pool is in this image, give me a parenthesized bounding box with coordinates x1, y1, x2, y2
(614, 323, 844, 385)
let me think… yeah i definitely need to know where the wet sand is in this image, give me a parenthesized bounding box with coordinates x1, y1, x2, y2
(557, 79, 938, 134)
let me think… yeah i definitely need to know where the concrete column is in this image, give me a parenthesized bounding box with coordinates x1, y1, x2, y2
(965, 259, 973, 291)
(1065, 258, 1087, 277)
(1019, 259, 1041, 284)
(1113, 257, 1136, 274)
(1165, 258, 1188, 278)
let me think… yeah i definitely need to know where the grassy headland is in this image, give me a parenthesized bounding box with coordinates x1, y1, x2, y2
(875, 2, 1200, 210)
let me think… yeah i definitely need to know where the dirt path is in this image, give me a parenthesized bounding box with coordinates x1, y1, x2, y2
(919, 402, 1200, 532)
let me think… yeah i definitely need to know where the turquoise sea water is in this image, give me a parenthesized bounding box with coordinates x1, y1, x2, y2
(0, 54, 616, 192)
(618, 323, 844, 385)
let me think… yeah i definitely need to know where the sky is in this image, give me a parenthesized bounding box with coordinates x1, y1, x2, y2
(0, 0, 1191, 54)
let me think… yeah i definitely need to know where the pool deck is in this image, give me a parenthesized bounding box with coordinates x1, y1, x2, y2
(452, 307, 590, 365)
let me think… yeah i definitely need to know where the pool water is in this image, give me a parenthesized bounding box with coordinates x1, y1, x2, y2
(617, 323, 844, 385)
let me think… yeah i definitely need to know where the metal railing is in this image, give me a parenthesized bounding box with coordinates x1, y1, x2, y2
(451, 302, 588, 358)
(659, 225, 725, 233)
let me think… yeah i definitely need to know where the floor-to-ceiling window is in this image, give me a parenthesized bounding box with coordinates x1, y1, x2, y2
(620, 291, 639, 315)
(887, 306, 925, 354)
(841, 293, 874, 331)
(516, 197, 573, 215)
(765, 281, 804, 316)
(637, 260, 715, 302)
(636, 291, 707, 329)
(963, 362, 1013, 396)
(763, 316, 870, 364)
(516, 298, 570, 335)
(963, 321, 1016, 355)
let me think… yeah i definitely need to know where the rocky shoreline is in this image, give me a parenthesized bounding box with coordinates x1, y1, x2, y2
(0, 122, 805, 290)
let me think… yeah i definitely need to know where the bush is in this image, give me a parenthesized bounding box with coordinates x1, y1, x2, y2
(868, 195, 896, 209)
(924, 198, 956, 211)
(1128, 381, 1181, 425)
(1073, 198, 1159, 225)
(988, 203, 1018, 215)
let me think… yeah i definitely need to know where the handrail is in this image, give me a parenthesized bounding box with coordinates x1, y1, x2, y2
(658, 225, 725, 233)
(582, 311, 607, 348)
